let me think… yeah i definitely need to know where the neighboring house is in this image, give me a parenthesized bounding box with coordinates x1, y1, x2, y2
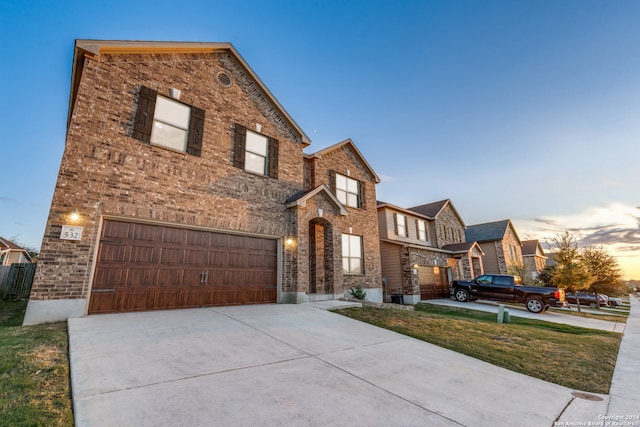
(465, 220, 523, 275)
(24, 40, 382, 325)
(377, 199, 484, 303)
(0, 237, 33, 266)
(521, 240, 547, 281)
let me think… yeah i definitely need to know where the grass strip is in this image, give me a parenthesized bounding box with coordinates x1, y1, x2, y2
(0, 300, 73, 426)
(337, 303, 621, 394)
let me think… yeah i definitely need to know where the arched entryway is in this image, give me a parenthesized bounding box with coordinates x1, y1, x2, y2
(308, 217, 334, 297)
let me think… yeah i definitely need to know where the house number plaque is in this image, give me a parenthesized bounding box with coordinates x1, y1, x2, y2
(60, 225, 83, 241)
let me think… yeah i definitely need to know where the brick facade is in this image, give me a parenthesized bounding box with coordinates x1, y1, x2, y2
(24, 41, 382, 324)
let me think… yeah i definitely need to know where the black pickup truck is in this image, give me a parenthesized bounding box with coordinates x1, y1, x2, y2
(450, 274, 567, 313)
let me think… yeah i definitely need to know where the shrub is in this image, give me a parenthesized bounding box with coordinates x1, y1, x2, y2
(349, 285, 367, 300)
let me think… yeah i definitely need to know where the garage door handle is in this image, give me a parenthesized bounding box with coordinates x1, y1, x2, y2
(201, 271, 208, 284)
(92, 289, 116, 293)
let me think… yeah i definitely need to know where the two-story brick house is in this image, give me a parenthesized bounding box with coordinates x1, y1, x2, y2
(465, 219, 523, 275)
(377, 199, 483, 303)
(24, 40, 381, 324)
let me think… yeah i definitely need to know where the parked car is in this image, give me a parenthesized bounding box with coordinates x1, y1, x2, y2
(600, 294, 622, 307)
(565, 292, 607, 308)
(450, 274, 567, 313)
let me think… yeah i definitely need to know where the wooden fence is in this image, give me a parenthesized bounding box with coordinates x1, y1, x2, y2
(0, 263, 37, 300)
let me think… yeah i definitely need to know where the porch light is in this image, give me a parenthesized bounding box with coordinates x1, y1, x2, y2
(69, 211, 80, 222)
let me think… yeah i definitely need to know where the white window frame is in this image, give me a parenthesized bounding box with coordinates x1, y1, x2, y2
(417, 220, 427, 241)
(336, 173, 360, 208)
(150, 95, 191, 152)
(396, 213, 407, 237)
(342, 234, 364, 274)
(244, 130, 268, 175)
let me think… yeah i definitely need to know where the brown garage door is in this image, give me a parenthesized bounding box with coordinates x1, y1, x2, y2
(88, 220, 277, 314)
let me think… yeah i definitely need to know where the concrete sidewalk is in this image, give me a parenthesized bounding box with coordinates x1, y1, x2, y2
(424, 298, 627, 333)
(68, 300, 630, 427)
(605, 294, 640, 418)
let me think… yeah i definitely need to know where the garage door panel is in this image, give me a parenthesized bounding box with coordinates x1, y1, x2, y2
(228, 253, 247, 268)
(88, 291, 118, 314)
(160, 248, 184, 264)
(102, 221, 131, 239)
(153, 290, 180, 309)
(93, 268, 124, 288)
(186, 229, 211, 247)
(178, 289, 203, 308)
(184, 249, 207, 265)
(129, 245, 158, 264)
(210, 233, 229, 248)
(207, 270, 226, 285)
(127, 268, 158, 286)
(90, 220, 277, 314)
(98, 243, 128, 263)
(162, 227, 185, 244)
(210, 251, 229, 266)
(132, 223, 160, 242)
(182, 270, 203, 285)
(156, 269, 183, 286)
(121, 290, 150, 311)
(228, 235, 246, 249)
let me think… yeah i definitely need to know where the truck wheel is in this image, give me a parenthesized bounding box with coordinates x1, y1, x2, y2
(454, 289, 469, 302)
(526, 298, 544, 313)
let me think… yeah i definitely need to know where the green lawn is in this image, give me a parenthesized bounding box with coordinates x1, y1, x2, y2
(337, 303, 622, 394)
(0, 300, 73, 426)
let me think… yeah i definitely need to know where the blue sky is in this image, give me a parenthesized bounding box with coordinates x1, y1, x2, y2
(1, 0, 639, 278)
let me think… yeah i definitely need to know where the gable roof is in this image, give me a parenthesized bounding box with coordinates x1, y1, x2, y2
(441, 241, 485, 255)
(465, 219, 522, 245)
(0, 237, 33, 262)
(0, 237, 25, 251)
(70, 39, 311, 146)
(306, 139, 380, 183)
(408, 199, 466, 227)
(285, 184, 348, 215)
(376, 201, 432, 220)
(522, 240, 546, 257)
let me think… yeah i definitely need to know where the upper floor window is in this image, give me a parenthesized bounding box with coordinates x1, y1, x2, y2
(417, 220, 427, 241)
(233, 124, 279, 178)
(336, 174, 361, 208)
(342, 234, 363, 274)
(394, 213, 408, 237)
(151, 96, 191, 151)
(133, 86, 204, 156)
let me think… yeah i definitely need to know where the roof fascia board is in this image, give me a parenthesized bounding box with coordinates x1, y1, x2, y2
(309, 139, 380, 183)
(377, 203, 433, 221)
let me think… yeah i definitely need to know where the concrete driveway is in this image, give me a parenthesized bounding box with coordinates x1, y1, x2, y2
(69, 301, 610, 427)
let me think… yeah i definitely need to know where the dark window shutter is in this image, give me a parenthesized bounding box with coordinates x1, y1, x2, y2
(393, 213, 399, 235)
(233, 124, 246, 169)
(415, 219, 419, 239)
(268, 137, 279, 179)
(186, 106, 205, 157)
(404, 216, 409, 237)
(329, 170, 337, 195)
(133, 86, 157, 143)
(359, 180, 366, 210)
